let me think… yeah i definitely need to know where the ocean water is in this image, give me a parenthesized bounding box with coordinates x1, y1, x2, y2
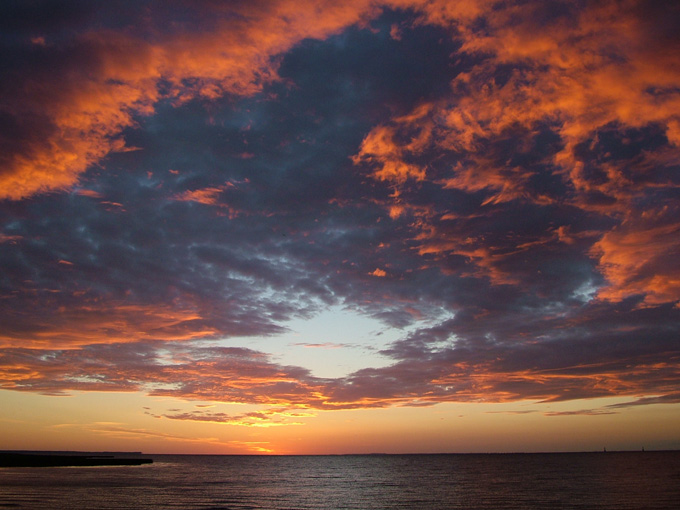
(1, 451, 679, 509)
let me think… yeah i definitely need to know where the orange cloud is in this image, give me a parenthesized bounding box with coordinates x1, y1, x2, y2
(415, 235, 518, 285)
(0, 234, 22, 244)
(430, 0, 678, 203)
(590, 206, 680, 306)
(5, 0, 678, 208)
(0, 303, 215, 349)
(352, 123, 428, 184)
(174, 187, 226, 206)
(2, 0, 679, 417)
(154, 406, 314, 427)
(2, 334, 679, 412)
(1, 0, 381, 201)
(348, 0, 680, 301)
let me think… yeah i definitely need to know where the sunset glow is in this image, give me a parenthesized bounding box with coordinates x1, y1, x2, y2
(1, 0, 679, 455)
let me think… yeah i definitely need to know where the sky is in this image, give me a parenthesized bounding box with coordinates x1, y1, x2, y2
(1, 0, 679, 455)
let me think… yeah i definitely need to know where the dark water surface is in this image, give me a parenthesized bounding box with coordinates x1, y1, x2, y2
(1, 451, 679, 509)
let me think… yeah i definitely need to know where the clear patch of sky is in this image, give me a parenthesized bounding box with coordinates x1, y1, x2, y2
(223, 305, 451, 379)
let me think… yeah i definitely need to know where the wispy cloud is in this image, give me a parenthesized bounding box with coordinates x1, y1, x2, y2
(606, 393, 680, 409)
(148, 406, 313, 427)
(293, 343, 352, 349)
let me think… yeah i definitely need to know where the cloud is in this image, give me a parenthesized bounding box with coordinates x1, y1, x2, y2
(0, 343, 321, 402)
(1, 295, 679, 409)
(174, 187, 227, 206)
(150, 406, 312, 427)
(605, 393, 680, 409)
(294, 343, 351, 349)
(350, 0, 680, 305)
(590, 204, 680, 306)
(369, 268, 388, 277)
(0, 0, 381, 201)
(0, 1, 679, 417)
(352, 123, 428, 184)
(544, 409, 618, 417)
(71, 421, 266, 451)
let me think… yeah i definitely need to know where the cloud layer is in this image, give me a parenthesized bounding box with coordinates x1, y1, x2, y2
(1, 0, 679, 413)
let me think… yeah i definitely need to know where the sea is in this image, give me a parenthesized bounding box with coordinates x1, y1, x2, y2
(1, 451, 679, 509)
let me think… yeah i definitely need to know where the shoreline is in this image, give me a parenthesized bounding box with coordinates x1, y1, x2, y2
(0, 452, 153, 467)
